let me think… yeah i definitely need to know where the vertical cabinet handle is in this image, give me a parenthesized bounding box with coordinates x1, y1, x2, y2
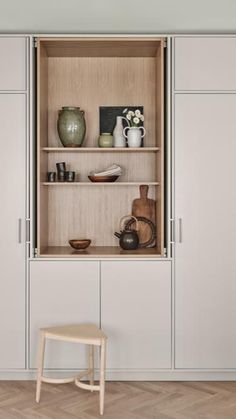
(18, 218, 22, 243)
(178, 218, 183, 243)
(26, 218, 30, 244)
(170, 218, 183, 244)
(170, 218, 175, 244)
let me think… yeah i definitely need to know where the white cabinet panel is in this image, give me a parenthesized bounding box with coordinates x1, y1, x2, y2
(174, 37, 236, 91)
(0, 37, 26, 90)
(0, 94, 26, 368)
(30, 261, 99, 369)
(175, 94, 236, 369)
(101, 261, 171, 369)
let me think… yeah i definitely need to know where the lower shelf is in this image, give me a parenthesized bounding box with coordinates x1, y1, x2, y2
(39, 246, 163, 258)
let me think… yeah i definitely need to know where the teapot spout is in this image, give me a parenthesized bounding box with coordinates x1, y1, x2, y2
(114, 232, 121, 239)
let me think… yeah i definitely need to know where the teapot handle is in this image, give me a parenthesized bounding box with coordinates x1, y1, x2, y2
(120, 215, 139, 231)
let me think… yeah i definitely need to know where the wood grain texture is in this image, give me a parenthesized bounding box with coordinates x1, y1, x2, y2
(1, 381, 236, 419)
(40, 246, 161, 257)
(47, 185, 157, 247)
(42, 147, 160, 152)
(37, 38, 165, 256)
(47, 57, 157, 148)
(39, 37, 162, 57)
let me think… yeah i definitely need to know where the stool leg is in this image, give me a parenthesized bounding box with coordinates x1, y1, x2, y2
(99, 339, 106, 415)
(88, 345, 94, 391)
(36, 331, 46, 403)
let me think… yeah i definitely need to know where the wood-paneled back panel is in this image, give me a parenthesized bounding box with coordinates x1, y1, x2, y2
(48, 57, 157, 147)
(48, 185, 157, 247)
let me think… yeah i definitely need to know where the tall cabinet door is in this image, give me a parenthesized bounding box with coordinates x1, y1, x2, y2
(174, 94, 236, 368)
(0, 94, 26, 368)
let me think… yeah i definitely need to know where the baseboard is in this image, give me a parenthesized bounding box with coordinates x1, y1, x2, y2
(1, 369, 236, 381)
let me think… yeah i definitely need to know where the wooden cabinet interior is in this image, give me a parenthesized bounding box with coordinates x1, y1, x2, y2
(37, 37, 165, 257)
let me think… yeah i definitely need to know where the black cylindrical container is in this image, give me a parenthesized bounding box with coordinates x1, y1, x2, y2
(65, 171, 75, 182)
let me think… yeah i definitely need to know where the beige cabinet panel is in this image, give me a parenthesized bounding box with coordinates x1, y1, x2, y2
(30, 261, 99, 369)
(175, 94, 236, 368)
(0, 94, 26, 368)
(101, 261, 171, 369)
(0, 37, 26, 90)
(175, 37, 236, 91)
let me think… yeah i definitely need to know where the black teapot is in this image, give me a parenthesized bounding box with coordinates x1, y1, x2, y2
(114, 215, 139, 250)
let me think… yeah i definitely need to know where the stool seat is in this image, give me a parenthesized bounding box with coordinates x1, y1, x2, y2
(36, 322, 107, 415)
(42, 323, 107, 345)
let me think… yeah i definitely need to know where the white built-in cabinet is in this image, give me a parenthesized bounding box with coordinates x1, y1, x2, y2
(2, 34, 236, 377)
(174, 37, 236, 369)
(101, 261, 171, 369)
(29, 261, 100, 369)
(0, 37, 27, 369)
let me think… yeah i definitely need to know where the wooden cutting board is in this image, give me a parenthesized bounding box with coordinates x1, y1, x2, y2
(132, 185, 156, 246)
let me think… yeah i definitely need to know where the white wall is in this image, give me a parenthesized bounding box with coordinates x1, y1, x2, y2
(1, 0, 236, 33)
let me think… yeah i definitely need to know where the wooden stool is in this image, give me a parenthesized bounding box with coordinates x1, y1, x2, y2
(35, 323, 107, 415)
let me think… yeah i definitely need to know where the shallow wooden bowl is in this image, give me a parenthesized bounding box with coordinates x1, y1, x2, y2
(88, 175, 119, 183)
(69, 239, 91, 251)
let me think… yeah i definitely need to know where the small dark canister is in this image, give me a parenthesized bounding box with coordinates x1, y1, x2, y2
(65, 171, 75, 182)
(56, 162, 66, 173)
(47, 172, 56, 182)
(57, 171, 66, 182)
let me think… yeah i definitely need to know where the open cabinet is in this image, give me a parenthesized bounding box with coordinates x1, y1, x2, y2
(36, 37, 166, 257)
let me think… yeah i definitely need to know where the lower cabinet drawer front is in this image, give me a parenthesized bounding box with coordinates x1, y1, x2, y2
(30, 261, 99, 369)
(101, 261, 172, 369)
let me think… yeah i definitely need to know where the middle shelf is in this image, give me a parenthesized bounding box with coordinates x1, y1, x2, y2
(43, 182, 160, 186)
(42, 147, 160, 152)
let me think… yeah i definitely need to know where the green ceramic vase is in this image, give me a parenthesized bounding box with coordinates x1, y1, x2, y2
(98, 133, 113, 148)
(57, 106, 86, 147)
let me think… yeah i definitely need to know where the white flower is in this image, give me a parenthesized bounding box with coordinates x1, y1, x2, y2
(135, 109, 141, 117)
(128, 110, 135, 117)
(140, 115, 144, 122)
(126, 114, 131, 120)
(133, 117, 140, 124)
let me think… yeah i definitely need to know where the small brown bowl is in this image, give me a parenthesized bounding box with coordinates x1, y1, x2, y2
(88, 175, 119, 183)
(69, 239, 91, 251)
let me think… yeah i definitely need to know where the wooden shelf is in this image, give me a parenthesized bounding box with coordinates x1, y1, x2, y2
(40, 246, 162, 258)
(42, 147, 160, 152)
(37, 37, 165, 256)
(42, 182, 160, 186)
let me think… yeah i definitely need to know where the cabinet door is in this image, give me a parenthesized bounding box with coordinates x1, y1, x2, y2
(101, 261, 171, 369)
(0, 37, 26, 90)
(0, 94, 26, 368)
(174, 37, 236, 91)
(30, 261, 99, 369)
(175, 94, 236, 368)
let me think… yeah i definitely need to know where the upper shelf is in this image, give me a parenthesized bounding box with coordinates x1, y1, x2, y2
(42, 147, 160, 153)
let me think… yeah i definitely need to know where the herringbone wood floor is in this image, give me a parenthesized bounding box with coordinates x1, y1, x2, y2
(0, 381, 236, 419)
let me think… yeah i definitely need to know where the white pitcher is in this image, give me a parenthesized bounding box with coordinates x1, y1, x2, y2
(123, 126, 146, 148)
(113, 116, 129, 147)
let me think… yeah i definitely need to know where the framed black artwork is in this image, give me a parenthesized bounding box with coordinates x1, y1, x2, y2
(99, 106, 144, 134)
